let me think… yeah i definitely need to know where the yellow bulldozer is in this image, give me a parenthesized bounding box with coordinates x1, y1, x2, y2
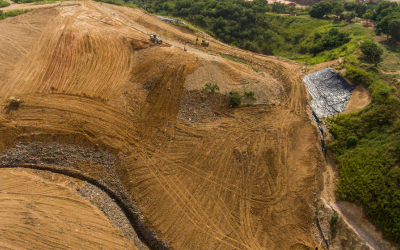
(201, 39, 209, 47)
(6, 96, 24, 106)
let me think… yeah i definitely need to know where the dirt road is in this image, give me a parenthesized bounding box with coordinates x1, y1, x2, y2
(0, 2, 325, 249)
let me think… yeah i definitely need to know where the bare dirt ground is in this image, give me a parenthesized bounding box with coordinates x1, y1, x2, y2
(0, 167, 138, 249)
(0, 2, 357, 249)
(0, 1, 73, 11)
(343, 85, 371, 114)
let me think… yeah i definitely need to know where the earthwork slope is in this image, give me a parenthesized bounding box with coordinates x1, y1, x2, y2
(0, 2, 323, 249)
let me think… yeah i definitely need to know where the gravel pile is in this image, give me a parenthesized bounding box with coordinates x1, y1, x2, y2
(78, 182, 149, 250)
(0, 142, 116, 169)
(177, 90, 228, 123)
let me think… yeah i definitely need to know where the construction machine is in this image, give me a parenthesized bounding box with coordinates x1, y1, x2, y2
(150, 34, 163, 44)
(201, 39, 209, 47)
(6, 96, 24, 106)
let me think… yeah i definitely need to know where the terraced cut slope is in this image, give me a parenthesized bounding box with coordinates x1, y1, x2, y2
(0, 2, 324, 249)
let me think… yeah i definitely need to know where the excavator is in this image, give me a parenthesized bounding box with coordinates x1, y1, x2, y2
(201, 39, 209, 47)
(150, 34, 163, 44)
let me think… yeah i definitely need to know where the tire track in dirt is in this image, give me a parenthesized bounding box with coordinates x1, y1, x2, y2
(0, 164, 166, 250)
(0, 167, 141, 250)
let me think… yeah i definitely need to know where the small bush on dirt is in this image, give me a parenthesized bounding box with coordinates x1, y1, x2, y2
(244, 90, 254, 97)
(244, 90, 256, 99)
(330, 213, 339, 238)
(204, 83, 219, 93)
(229, 91, 241, 107)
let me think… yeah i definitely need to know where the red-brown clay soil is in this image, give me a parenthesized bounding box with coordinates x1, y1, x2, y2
(0, 2, 325, 249)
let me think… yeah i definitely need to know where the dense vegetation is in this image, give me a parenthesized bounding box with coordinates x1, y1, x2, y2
(325, 2, 400, 243)
(0, 0, 10, 8)
(327, 64, 400, 244)
(147, 0, 354, 58)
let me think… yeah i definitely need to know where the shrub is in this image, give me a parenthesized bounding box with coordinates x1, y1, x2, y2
(229, 91, 241, 107)
(345, 67, 374, 87)
(360, 40, 384, 66)
(347, 135, 358, 147)
(299, 45, 309, 54)
(244, 90, 256, 99)
(309, 1, 333, 19)
(0, 0, 10, 8)
(204, 83, 219, 93)
(330, 214, 339, 238)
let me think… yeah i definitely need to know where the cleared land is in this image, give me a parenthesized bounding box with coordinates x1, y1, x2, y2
(0, 168, 138, 249)
(0, 2, 325, 249)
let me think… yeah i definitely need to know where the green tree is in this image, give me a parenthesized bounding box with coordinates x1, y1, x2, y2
(309, 1, 333, 18)
(334, 5, 345, 20)
(355, 3, 367, 17)
(388, 19, 400, 44)
(344, 1, 357, 11)
(360, 40, 384, 66)
(362, 12, 373, 25)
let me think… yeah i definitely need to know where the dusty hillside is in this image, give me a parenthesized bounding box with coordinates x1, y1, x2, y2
(0, 2, 324, 249)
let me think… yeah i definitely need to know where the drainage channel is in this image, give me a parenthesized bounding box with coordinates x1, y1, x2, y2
(311, 109, 326, 157)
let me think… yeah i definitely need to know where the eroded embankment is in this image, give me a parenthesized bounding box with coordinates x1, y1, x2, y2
(0, 142, 167, 250)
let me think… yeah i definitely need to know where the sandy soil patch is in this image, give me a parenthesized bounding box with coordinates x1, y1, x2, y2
(343, 85, 371, 114)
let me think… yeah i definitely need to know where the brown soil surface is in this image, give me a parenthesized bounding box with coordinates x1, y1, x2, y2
(0, 2, 326, 249)
(343, 85, 371, 114)
(0, 167, 138, 249)
(0, 1, 75, 11)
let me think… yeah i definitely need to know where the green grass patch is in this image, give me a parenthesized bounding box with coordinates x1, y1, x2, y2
(0, 9, 31, 20)
(93, 0, 137, 8)
(220, 54, 249, 65)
